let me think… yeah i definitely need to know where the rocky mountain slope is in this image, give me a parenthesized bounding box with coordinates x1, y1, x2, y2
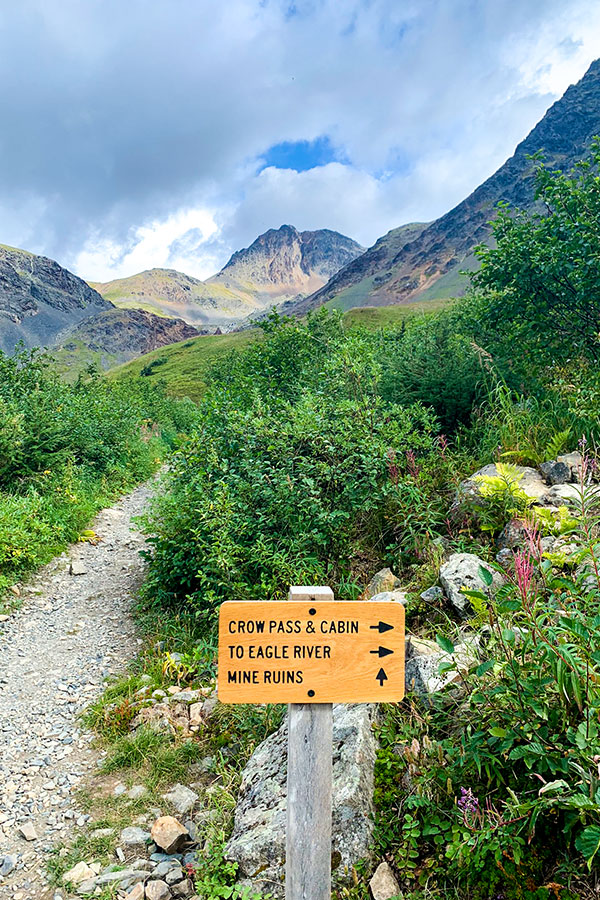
(53, 308, 200, 377)
(298, 58, 600, 313)
(90, 268, 249, 328)
(208, 225, 364, 305)
(0, 244, 112, 354)
(0, 243, 201, 368)
(93, 226, 364, 328)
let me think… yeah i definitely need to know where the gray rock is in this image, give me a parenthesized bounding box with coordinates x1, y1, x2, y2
(370, 861, 401, 900)
(120, 826, 151, 851)
(146, 880, 171, 900)
(69, 559, 88, 576)
(369, 590, 408, 605)
(405, 637, 480, 696)
(127, 785, 148, 800)
(440, 553, 505, 617)
(165, 866, 185, 885)
(557, 452, 583, 481)
(419, 586, 443, 603)
(455, 464, 548, 509)
(153, 859, 180, 877)
(364, 568, 400, 599)
(539, 460, 571, 485)
(162, 784, 199, 817)
(226, 704, 377, 897)
(541, 483, 583, 507)
(0, 854, 17, 876)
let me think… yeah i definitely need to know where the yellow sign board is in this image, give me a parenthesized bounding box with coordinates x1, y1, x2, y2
(218, 600, 405, 704)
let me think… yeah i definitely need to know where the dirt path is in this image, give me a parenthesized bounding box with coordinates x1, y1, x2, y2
(0, 482, 155, 900)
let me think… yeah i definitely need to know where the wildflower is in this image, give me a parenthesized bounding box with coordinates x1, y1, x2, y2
(405, 449, 421, 480)
(514, 548, 535, 601)
(458, 786, 479, 815)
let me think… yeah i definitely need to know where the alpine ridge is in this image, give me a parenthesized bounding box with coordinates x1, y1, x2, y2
(298, 58, 600, 313)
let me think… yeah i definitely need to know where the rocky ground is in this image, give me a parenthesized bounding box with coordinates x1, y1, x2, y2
(0, 482, 153, 899)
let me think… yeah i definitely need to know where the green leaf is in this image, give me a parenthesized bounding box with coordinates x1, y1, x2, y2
(475, 660, 496, 677)
(478, 565, 493, 586)
(576, 825, 600, 869)
(538, 779, 569, 795)
(489, 726, 507, 738)
(502, 628, 516, 644)
(436, 634, 455, 654)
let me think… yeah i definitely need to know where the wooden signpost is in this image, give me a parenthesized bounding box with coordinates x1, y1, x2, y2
(218, 586, 405, 900)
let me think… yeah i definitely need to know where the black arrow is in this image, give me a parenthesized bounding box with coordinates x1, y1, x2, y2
(370, 646, 394, 658)
(370, 621, 394, 633)
(376, 668, 388, 686)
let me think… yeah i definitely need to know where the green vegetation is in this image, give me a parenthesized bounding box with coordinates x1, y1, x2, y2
(0, 345, 197, 600)
(129, 149, 600, 897)
(108, 330, 259, 401)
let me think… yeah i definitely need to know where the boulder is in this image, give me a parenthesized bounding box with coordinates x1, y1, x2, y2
(440, 553, 505, 618)
(539, 460, 571, 485)
(557, 452, 583, 481)
(455, 464, 548, 509)
(541, 483, 582, 508)
(226, 704, 378, 897)
(369, 861, 401, 900)
(162, 784, 198, 817)
(364, 568, 400, 599)
(405, 637, 480, 696)
(151, 816, 190, 854)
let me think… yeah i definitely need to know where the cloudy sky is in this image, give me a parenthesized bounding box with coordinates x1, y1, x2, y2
(1, 0, 600, 282)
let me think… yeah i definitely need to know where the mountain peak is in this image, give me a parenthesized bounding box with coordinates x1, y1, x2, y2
(300, 57, 600, 312)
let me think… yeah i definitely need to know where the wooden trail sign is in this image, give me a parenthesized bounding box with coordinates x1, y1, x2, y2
(217, 586, 405, 900)
(218, 597, 405, 704)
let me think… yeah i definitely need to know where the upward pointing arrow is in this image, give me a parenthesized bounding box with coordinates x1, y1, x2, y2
(376, 668, 388, 686)
(370, 621, 394, 633)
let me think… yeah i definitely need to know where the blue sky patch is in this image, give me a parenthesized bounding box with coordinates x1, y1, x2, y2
(259, 136, 342, 172)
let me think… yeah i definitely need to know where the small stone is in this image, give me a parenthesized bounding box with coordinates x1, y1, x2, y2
(69, 560, 87, 576)
(62, 861, 96, 886)
(165, 866, 185, 885)
(120, 826, 151, 851)
(419, 585, 443, 603)
(369, 590, 408, 605)
(145, 881, 171, 900)
(114, 783, 127, 797)
(539, 460, 571, 486)
(365, 568, 400, 598)
(125, 885, 146, 900)
(0, 614, 9, 622)
(151, 816, 190, 854)
(189, 703, 203, 728)
(18, 822, 38, 841)
(370, 861, 401, 900)
(127, 785, 148, 800)
(171, 880, 194, 898)
(162, 784, 198, 817)
(116, 847, 126, 863)
(0, 854, 17, 876)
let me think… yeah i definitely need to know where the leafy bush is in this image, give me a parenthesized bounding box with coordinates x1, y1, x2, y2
(375, 464, 600, 896)
(0, 345, 197, 593)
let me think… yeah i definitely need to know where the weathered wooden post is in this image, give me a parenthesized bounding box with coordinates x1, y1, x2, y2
(217, 589, 404, 898)
(286, 586, 334, 900)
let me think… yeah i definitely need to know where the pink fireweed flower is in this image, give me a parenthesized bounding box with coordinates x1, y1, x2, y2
(406, 449, 421, 480)
(386, 448, 399, 485)
(522, 516, 543, 562)
(514, 548, 535, 601)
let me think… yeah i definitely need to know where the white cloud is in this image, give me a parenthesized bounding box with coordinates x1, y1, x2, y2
(1, 0, 600, 282)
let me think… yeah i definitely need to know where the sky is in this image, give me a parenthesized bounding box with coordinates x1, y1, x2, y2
(1, 1, 600, 282)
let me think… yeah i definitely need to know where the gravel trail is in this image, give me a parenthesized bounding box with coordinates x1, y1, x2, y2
(0, 482, 155, 899)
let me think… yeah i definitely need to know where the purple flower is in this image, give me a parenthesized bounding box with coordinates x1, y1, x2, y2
(458, 786, 479, 814)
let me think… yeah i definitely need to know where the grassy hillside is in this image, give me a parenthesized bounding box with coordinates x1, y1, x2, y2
(108, 301, 450, 401)
(108, 329, 259, 401)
